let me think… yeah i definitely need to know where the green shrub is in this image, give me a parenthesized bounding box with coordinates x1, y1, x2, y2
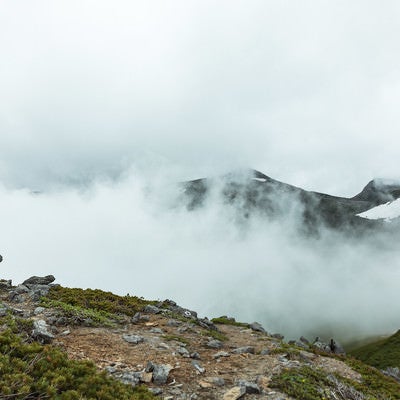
(42, 286, 157, 318)
(350, 330, 400, 369)
(0, 318, 155, 399)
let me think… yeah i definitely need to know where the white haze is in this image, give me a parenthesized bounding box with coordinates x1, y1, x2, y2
(1, 1, 400, 343)
(1, 1, 400, 195)
(1, 171, 400, 343)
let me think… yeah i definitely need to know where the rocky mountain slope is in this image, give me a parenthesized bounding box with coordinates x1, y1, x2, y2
(180, 169, 400, 231)
(1, 275, 400, 399)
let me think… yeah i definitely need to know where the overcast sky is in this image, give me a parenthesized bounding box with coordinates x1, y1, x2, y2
(1, 1, 400, 195)
(2, 2, 400, 341)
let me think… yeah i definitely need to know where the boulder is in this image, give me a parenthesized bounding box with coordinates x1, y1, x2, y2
(231, 346, 255, 355)
(250, 322, 266, 333)
(32, 319, 55, 343)
(23, 275, 55, 286)
(122, 334, 144, 344)
(237, 380, 261, 394)
(206, 339, 223, 349)
(152, 363, 173, 384)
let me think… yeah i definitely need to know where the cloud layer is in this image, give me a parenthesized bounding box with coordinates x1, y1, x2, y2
(1, 174, 400, 342)
(1, 1, 400, 194)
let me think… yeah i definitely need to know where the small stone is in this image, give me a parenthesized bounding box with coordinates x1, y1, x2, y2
(152, 363, 173, 384)
(122, 334, 144, 344)
(206, 339, 223, 349)
(140, 372, 153, 383)
(213, 351, 230, 359)
(190, 352, 200, 359)
(260, 348, 270, 355)
(167, 319, 182, 327)
(32, 319, 55, 344)
(231, 346, 255, 355)
(223, 386, 246, 400)
(143, 305, 161, 314)
(149, 328, 164, 334)
(237, 380, 261, 394)
(249, 322, 266, 333)
(119, 371, 140, 386)
(60, 329, 71, 336)
(300, 336, 310, 345)
(177, 346, 190, 357)
(145, 361, 155, 372)
(191, 360, 205, 374)
(34, 307, 45, 315)
(272, 333, 284, 340)
(131, 312, 149, 324)
(199, 380, 213, 388)
(157, 342, 170, 350)
(15, 285, 29, 294)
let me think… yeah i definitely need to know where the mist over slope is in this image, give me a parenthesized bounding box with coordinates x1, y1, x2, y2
(1, 169, 400, 344)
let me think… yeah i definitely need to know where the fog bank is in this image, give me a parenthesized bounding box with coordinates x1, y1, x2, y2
(1, 171, 399, 343)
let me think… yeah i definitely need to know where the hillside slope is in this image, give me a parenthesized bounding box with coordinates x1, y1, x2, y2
(350, 330, 400, 370)
(1, 275, 400, 399)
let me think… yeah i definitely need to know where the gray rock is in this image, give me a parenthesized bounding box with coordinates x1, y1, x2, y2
(0, 279, 12, 289)
(260, 348, 270, 355)
(191, 360, 205, 374)
(122, 334, 144, 344)
(197, 317, 218, 331)
(8, 291, 23, 303)
(212, 377, 225, 386)
(119, 371, 141, 386)
(167, 319, 182, 327)
(250, 322, 266, 333)
(145, 361, 155, 372)
(177, 346, 190, 357)
(231, 346, 255, 355)
(206, 339, 223, 349)
(149, 388, 163, 395)
(32, 319, 55, 343)
(300, 336, 310, 345)
(0, 305, 8, 317)
(190, 352, 201, 359)
(15, 285, 29, 294)
(23, 275, 55, 286)
(272, 333, 284, 340)
(213, 351, 230, 359)
(105, 366, 117, 374)
(143, 305, 161, 314)
(34, 307, 46, 315)
(149, 328, 164, 334)
(152, 363, 173, 384)
(237, 380, 261, 394)
(131, 312, 150, 324)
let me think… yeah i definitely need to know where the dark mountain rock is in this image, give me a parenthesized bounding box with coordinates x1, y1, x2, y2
(23, 275, 55, 286)
(180, 169, 400, 232)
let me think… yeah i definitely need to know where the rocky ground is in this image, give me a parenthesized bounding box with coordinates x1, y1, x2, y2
(0, 275, 399, 400)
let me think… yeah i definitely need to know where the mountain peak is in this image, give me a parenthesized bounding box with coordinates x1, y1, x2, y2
(353, 179, 400, 204)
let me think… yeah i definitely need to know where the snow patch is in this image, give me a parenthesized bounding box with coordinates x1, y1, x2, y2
(357, 199, 400, 221)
